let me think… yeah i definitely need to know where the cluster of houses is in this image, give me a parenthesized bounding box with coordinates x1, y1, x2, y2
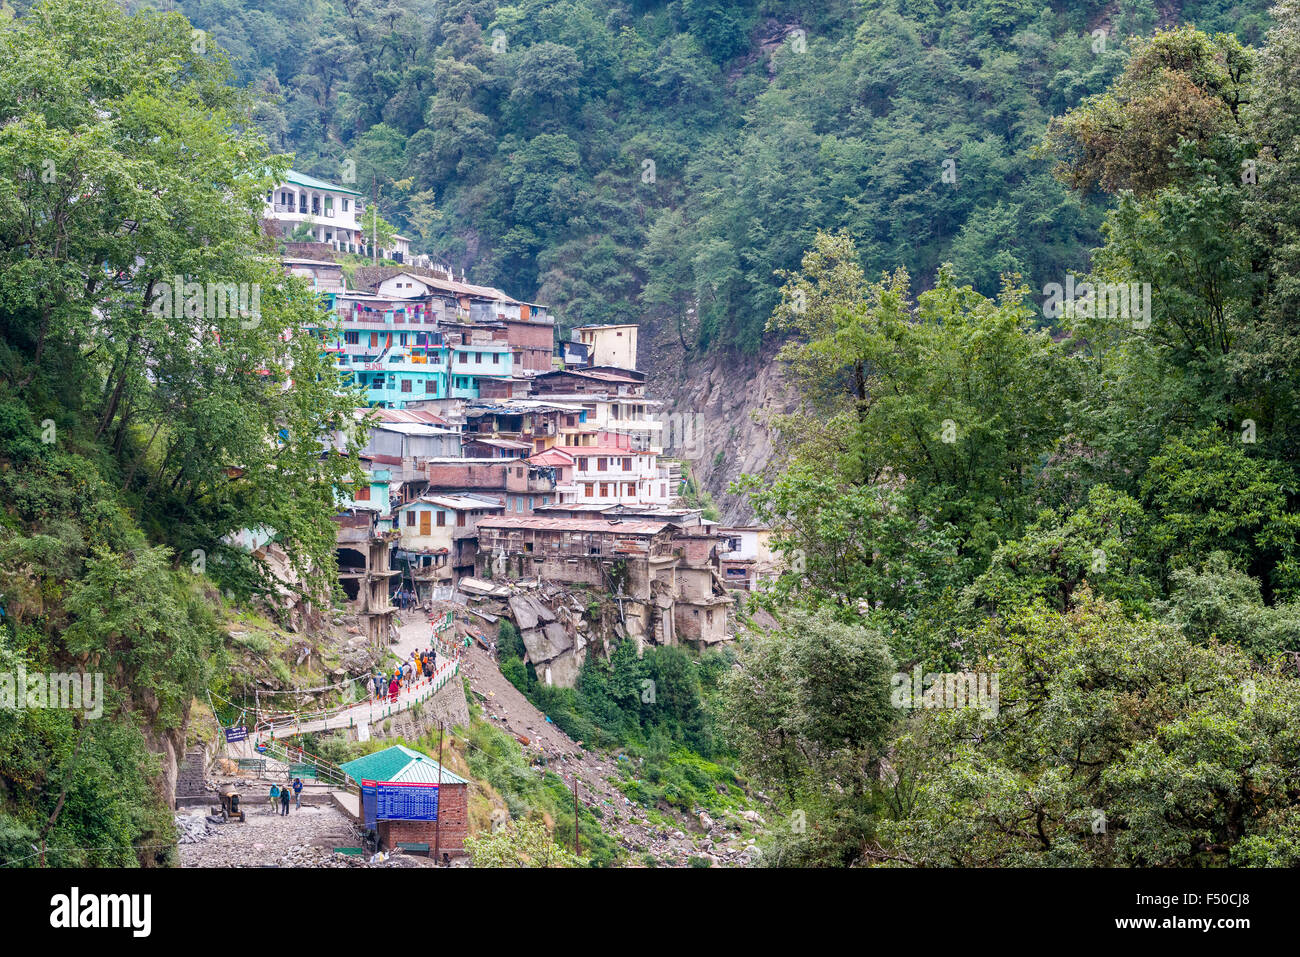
(262, 171, 774, 671)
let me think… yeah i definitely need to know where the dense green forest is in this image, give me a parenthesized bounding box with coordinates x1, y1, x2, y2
(0, 0, 361, 864)
(724, 6, 1300, 865)
(125, 0, 1269, 349)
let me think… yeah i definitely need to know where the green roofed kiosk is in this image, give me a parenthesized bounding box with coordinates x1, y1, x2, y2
(339, 745, 470, 858)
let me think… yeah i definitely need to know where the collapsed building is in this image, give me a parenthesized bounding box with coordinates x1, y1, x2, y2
(473, 516, 733, 687)
(333, 510, 399, 644)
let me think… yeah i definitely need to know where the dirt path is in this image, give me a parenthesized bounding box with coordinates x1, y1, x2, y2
(457, 642, 756, 867)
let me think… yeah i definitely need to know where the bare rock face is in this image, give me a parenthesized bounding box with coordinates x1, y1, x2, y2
(640, 318, 797, 524)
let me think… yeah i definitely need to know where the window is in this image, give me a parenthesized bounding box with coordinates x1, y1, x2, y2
(425, 380, 436, 394)
(401, 380, 412, 393)
(622, 458, 632, 471)
(597, 458, 607, 471)
(456, 511, 466, 527)
(578, 457, 588, 471)
(475, 352, 482, 362)
(459, 353, 467, 364)
(584, 483, 594, 497)
(342, 198, 349, 212)
(437, 511, 446, 526)
(356, 486, 371, 501)
(345, 331, 359, 345)
(600, 483, 609, 497)
(405, 511, 415, 527)
(492, 353, 499, 364)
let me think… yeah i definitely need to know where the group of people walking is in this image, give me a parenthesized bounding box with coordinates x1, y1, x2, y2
(268, 777, 304, 815)
(369, 646, 440, 703)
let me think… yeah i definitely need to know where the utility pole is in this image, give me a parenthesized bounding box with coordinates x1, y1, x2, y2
(433, 721, 444, 864)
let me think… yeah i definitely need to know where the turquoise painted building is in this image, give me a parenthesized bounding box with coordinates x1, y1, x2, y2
(338, 464, 393, 514)
(311, 292, 514, 408)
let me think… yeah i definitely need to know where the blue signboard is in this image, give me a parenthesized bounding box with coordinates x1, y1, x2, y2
(225, 726, 248, 743)
(369, 781, 439, 821)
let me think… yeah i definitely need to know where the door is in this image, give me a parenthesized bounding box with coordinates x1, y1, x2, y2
(419, 511, 431, 536)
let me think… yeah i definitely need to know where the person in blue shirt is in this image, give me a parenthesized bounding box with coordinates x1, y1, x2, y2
(292, 777, 304, 809)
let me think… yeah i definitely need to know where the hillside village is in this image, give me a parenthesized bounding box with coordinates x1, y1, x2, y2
(261, 171, 777, 687)
(9, 0, 1300, 904)
(162, 174, 788, 869)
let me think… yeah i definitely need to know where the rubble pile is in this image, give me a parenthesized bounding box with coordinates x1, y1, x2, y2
(460, 644, 766, 866)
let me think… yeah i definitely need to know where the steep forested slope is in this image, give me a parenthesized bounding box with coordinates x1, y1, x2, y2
(0, 0, 360, 865)
(124, 0, 1271, 349)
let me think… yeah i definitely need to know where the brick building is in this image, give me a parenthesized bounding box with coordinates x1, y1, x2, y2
(339, 745, 470, 857)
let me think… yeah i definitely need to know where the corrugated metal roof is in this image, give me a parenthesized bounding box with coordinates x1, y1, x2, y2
(371, 408, 450, 426)
(419, 494, 505, 510)
(478, 516, 670, 534)
(465, 437, 533, 449)
(372, 422, 459, 436)
(526, 449, 574, 467)
(339, 745, 470, 786)
(284, 169, 363, 197)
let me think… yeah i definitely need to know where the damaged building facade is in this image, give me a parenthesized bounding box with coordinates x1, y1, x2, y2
(472, 516, 734, 687)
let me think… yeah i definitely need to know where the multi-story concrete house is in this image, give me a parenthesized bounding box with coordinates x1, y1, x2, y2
(575, 323, 639, 370)
(553, 432, 672, 506)
(394, 493, 504, 595)
(357, 413, 461, 482)
(265, 170, 412, 261)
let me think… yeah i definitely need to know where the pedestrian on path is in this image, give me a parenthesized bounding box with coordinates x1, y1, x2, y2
(280, 784, 291, 816)
(269, 784, 280, 810)
(389, 676, 399, 703)
(292, 777, 303, 809)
